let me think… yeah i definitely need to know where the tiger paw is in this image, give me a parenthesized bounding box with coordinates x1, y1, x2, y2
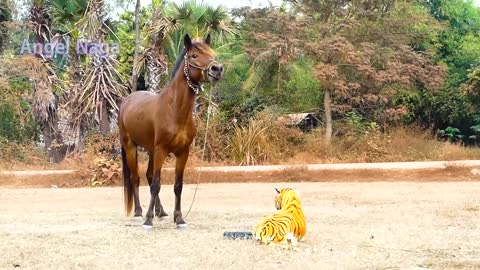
(286, 233, 298, 247)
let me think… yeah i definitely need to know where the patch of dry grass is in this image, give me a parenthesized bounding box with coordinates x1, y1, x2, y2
(287, 126, 480, 164)
(229, 118, 270, 165)
(1, 182, 479, 269)
(2, 166, 477, 189)
(0, 141, 49, 170)
(463, 204, 480, 212)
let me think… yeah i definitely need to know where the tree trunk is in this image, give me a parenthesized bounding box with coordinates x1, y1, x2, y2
(146, 49, 168, 92)
(69, 36, 83, 85)
(99, 98, 110, 135)
(130, 0, 141, 92)
(324, 88, 332, 142)
(43, 125, 66, 163)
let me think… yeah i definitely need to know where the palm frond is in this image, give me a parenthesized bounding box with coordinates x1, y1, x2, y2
(242, 51, 275, 91)
(0, 1, 12, 21)
(65, 0, 127, 139)
(29, 0, 52, 43)
(48, 0, 88, 31)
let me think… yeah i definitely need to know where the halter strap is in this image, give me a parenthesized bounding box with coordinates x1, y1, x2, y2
(183, 54, 219, 95)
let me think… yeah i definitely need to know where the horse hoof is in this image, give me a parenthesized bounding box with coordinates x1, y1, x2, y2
(176, 223, 188, 230)
(142, 224, 153, 230)
(133, 216, 143, 222)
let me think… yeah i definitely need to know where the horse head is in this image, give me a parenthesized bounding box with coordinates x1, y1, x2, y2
(183, 34, 224, 85)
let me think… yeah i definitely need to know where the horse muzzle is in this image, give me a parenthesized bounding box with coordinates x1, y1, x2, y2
(207, 63, 224, 82)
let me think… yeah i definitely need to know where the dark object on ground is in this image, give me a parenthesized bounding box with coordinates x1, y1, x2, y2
(223, 231, 253, 240)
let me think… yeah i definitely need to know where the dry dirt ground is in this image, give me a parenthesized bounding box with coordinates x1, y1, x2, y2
(1, 182, 480, 270)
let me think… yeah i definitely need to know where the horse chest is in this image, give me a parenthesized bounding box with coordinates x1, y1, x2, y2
(170, 129, 193, 149)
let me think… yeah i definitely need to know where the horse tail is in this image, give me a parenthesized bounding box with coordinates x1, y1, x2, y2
(122, 146, 134, 216)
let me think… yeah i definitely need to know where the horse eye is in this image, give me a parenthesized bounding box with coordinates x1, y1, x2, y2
(192, 54, 198, 59)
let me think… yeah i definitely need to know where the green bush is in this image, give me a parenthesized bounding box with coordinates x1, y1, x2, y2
(0, 78, 39, 143)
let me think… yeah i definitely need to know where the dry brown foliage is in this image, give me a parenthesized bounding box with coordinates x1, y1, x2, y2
(0, 140, 48, 169)
(88, 157, 121, 187)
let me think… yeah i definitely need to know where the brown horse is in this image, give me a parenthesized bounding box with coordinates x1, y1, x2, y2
(118, 34, 223, 228)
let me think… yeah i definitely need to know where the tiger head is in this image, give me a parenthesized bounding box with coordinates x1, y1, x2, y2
(274, 188, 300, 210)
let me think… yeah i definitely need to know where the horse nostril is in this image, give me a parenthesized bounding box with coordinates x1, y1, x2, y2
(211, 64, 223, 73)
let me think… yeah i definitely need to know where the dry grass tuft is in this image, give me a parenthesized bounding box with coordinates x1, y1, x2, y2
(464, 204, 479, 212)
(229, 117, 270, 165)
(0, 140, 49, 170)
(287, 126, 480, 164)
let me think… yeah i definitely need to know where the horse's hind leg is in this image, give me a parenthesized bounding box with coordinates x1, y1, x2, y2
(147, 152, 168, 219)
(143, 146, 167, 227)
(125, 139, 142, 218)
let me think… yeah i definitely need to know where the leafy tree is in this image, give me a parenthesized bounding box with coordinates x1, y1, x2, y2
(115, 9, 150, 83)
(233, 7, 320, 119)
(241, 1, 446, 142)
(422, 0, 480, 136)
(0, 0, 12, 53)
(0, 78, 39, 143)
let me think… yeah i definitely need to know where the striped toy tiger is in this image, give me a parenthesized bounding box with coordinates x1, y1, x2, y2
(254, 188, 306, 245)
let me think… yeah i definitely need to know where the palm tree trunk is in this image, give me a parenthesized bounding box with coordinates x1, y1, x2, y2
(130, 0, 141, 92)
(146, 44, 168, 92)
(29, 0, 66, 162)
(99, 97, 110, 135)
(69, 36, 83, 84)
(324, 88, 332, 142)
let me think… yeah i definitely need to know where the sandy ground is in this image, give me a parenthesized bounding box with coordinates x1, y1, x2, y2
(1, 182, 480, 270)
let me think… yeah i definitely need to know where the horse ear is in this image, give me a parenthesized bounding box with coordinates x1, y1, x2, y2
(184, 34, 192, 49)
(275, 188, 280, 193)
(205, 34, 211, 45)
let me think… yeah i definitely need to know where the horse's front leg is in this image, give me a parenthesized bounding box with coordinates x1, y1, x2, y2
(174, 150, 189, 228)
(143, 146, 167, 228)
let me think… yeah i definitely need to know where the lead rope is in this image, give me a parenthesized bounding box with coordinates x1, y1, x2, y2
(183, 86, 213, 219)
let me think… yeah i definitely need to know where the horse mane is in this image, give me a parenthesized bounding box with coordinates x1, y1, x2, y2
(169, 47, 187, 82)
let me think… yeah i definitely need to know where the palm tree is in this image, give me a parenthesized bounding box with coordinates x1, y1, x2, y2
(140, 0, 179, 92)
(130, 0, 141, 92)
(138, 0, 236, 93)
(67, 0, 127, 137)
(28, 0, 67, 162)
(29, 0, 52, 43)
(47, 0, 88, 84)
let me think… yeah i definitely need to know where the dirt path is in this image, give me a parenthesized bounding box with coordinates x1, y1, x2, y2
(1, 182, 479, 269)
(2, 159, 480, 175)
(2, 161, 479, 188)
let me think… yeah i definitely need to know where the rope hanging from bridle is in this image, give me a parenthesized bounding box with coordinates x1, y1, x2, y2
(183, 61, 216, 220)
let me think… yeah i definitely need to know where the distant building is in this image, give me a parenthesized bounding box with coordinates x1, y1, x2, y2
(276, 112, 321, 132)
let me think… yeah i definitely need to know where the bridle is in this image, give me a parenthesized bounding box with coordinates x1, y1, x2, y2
(183, 53, 220, 95)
